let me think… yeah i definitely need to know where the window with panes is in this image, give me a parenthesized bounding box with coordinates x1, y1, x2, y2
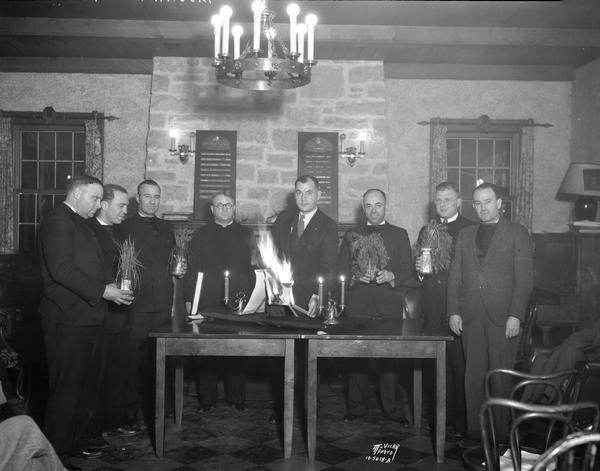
(15, 124, 86, 253)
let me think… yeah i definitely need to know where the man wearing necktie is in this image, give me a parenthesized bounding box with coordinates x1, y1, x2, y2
(87, 184, 137, 437)
(447, 182, 533, 446)
(119, 179, 178, 428)
(271, 175, 338, 317)
(337, 189, 413, 423)
(415, 181, 474, 439)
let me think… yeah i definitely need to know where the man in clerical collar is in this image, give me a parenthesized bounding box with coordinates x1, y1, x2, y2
(415, 181, 474, 440)
(337, 188, 412, 424)
(119, 179, 177, 429)
(184, 191, 255, 412)
(447, 182, 533, 447)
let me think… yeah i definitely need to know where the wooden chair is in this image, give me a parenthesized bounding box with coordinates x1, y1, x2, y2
(463, 398, 599, 471)
(515, 300, 538, 371)
(531, 431, 600, 471)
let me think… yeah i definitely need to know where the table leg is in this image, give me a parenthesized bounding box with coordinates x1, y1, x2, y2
(306, 339, 318, 462)
(155, 339, 166, 457)
(175, 364, 184, 425)
(435, 342, 446, 463)
(413, 359, 422, 429)
(283, 339, 295, 459)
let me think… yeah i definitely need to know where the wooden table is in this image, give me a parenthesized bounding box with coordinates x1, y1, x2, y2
(304, 318, 451, 463)
(150, 317, 302, 458)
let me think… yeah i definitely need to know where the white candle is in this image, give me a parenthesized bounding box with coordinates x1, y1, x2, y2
(358, 132, 367, 154)
(286, 3, 299, 55)
(340, 275, 345, 306)
(305, 14, 317, 61)
(296, 23, 306, 61)
(169, 129, 177, 150)
(224, 270, 230, 303)
(251, 0, 264, 52)
(220, 6, 233, 57)
(189, 132, 196, 153)
(211, 14, 223, 58)
(231, 24, 243, 59)
(317, 276, 324, 311)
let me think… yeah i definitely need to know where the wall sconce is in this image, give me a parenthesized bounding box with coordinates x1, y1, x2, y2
(339, 132, 366, 167)
(169, 129, 196, 164)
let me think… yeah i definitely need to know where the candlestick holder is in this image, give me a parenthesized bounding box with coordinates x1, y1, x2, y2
(225, 291, 247, 315)
(322, 298, 341, 325)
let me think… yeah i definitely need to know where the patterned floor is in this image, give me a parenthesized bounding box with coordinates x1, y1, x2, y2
(69, 377, 466, 471)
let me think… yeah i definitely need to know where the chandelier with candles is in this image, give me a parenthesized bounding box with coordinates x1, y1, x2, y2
(210, 2, 318, 91)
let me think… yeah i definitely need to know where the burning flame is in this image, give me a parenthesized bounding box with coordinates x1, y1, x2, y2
(257, 230, 292, 284)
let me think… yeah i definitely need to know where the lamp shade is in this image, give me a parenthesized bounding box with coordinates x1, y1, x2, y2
(558, 162, 600, 197)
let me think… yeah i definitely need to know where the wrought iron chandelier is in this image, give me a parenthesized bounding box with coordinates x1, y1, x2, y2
(210, 2, 318, 91)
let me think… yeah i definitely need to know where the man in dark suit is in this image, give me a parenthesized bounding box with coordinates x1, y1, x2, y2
(183, 191, 255, 412)
(415, 181, 473, 438)
(38, 175, 133, 463)
(338, 188, 413, 423)
(448, 182, 533, 445)
(87, 184, 137, 436)
(119, 179, 178, 426)
(271, 175, 338, 317)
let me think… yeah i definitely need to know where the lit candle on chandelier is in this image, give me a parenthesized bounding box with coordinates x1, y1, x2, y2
(220, 6, 233, 57)
(339, 275, 345, 306)
(211, 14, 223, 58)
(224, 270, 230, 303)
(286, 3, 300, 55)
(251, 1, 264, 52)
(317, 276, 324, 311)
(232, 25, 243, 60)
(305, 13, 318, 62)
(296, 23, 306, 61)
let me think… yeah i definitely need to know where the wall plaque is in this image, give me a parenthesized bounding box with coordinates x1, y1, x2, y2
(297, 132, 339, 222)
(193, 130, 237, 221)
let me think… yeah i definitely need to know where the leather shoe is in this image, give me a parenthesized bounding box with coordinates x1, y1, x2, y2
(86, 436, 108, 450)
(114, 425, 139, 436)
(196, 404, 214, 413)
(71, 447, 103, 459)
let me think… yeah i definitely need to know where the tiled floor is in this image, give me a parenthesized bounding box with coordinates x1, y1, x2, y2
(69, 378, 466, 471)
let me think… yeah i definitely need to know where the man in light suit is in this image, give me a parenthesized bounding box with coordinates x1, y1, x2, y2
(448, 182, 533, 445)
(38, 175, 133, 463)
(271, 175, 338, 317)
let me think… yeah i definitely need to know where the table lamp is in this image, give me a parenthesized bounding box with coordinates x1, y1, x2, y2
(558, 162, 600, 221)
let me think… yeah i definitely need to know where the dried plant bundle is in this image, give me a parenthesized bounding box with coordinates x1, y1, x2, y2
(415, 220, 453, 273)
(346, 231, 390, 286)
(117, 236, 143, 290)
(173, 224, 194, 252)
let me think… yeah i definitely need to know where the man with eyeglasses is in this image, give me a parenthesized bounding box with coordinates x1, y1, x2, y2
(183, 191, 255, 412)
(447, 182, 533, 447)
(414, 181, 473, 439)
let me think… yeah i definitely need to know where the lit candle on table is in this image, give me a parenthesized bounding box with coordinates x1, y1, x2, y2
(220, 5, 233, 57)
(340, 275, 345, 306)
(251, 1, 264, 52)
(224, 270, 230, 304)
(317, 276, 324, 311)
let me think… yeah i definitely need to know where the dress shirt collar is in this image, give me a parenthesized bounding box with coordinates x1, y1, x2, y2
(366, 221, 386, 226)
(443, 213, 459, 223)
(63, 201, 77, 214)
(299, 207, 318, 226)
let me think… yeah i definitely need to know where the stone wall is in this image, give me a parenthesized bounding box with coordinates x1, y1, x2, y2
(145, 58, 387, 223)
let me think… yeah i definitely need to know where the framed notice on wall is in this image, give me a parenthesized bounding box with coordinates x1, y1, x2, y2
(193, 130, 237, 221)
(298, 132, 339, 222)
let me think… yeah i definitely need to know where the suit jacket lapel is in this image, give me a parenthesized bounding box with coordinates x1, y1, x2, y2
(480, 219, 509, 266)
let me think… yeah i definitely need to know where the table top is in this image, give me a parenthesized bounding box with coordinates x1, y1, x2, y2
(149, 310, 452, 341)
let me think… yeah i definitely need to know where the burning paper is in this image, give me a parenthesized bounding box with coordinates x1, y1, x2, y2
(257, 229, 295, 307)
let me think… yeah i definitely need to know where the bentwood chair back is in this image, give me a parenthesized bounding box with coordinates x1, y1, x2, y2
(464, 398, 599, 471)
(531, 431, 600, 471)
